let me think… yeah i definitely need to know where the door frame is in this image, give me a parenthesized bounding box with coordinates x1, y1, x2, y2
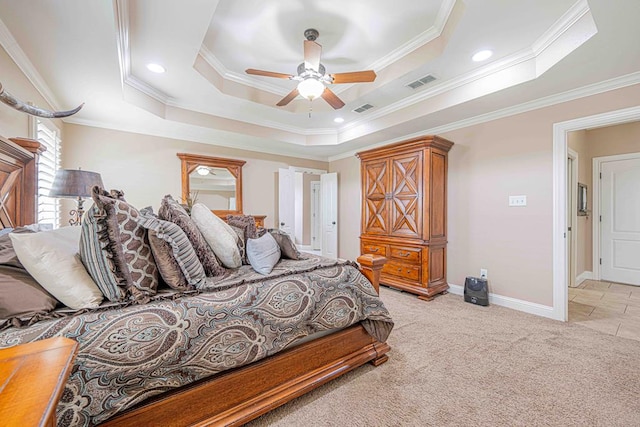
(592, 151, 640, 281)
(552, 105, 640, 321)
(567, 148, 578, 288)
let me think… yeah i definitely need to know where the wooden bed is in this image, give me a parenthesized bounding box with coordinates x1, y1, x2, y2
(0, 134, 390, 426)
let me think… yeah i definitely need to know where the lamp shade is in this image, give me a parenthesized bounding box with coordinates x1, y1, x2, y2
(49, 169, 104, 198)
(297, 78, 325, 100)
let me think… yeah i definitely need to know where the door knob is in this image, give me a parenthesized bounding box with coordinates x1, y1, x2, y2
(280, 222, 285, 226)
(332, 221, 336, 225)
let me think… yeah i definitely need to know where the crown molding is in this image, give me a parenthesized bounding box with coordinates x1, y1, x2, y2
(113, 0, 173, 104)
(339, 0, 594, 136)
(63, 117, 330, 162)
(367, 0, 458, 71)
(532, 0, 590, 55)
(0, 16, 60, 109)
(198, 45, 288, 96)
(328, 72, 640, 162)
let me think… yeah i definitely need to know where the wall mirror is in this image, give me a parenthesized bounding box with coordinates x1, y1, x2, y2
(577, 182, 588, 216)
(177, 153, 245, 216)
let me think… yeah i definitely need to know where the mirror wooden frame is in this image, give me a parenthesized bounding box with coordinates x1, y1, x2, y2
(177, 153, 246, 217)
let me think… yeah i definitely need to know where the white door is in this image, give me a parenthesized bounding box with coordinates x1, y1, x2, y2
(310, 181, 321, 250)
(278, 168, 295, 236)
(601, 157, 640, 285)
(321, 172, 338, 259)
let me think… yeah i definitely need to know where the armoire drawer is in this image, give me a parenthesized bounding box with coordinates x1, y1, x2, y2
(383, 261, 421, 282)
(389, 246, 421, 263)
(361, 242, 387, 256)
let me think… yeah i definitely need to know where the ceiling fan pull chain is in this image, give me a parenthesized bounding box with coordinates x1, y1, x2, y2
(309, 100, 313, 118)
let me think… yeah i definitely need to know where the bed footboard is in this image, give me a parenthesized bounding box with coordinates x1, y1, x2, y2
(357, 254, 387, 294)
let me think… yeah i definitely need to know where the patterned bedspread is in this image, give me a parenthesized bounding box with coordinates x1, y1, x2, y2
(0, 255, 393, 426)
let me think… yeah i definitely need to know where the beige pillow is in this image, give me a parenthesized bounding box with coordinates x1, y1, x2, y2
(191, 203, 241, 268)
(10, 226, 103, 310)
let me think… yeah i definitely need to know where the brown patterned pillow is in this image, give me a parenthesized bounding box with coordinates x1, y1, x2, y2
(91, 187, 159, 302)
(268, 229, 300, 259)
(158, 195, 225, 278)
(229, 225, 247, 265)
(147, 232, 190, 290)
(227, 215, 259, 239)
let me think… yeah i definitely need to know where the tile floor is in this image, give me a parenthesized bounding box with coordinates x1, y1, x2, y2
(569, 279, 640, 342)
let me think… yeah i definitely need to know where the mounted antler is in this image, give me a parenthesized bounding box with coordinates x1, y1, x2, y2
(0, 82, 83, 118)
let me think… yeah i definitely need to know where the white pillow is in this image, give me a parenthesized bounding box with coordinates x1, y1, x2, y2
(247, 232, 281, 275)
(190, 203, 242, 268)
(10, 226, 103, 310)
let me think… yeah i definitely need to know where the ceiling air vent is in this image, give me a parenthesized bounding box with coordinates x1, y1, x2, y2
(406, 74, 436, 89)
(353, 103, 374, 113)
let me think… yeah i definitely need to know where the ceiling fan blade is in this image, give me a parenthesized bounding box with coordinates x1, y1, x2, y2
(245, 69, 293, 79)
(330, 70, 377, 84)
(304, 40, 322, 71)
(276, 88, 300, 106)
(321, 87, 345, 110)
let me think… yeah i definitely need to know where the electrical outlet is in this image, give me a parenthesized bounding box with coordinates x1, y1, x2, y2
(480, 269, 488, 279)
(509, 195, 527, 207)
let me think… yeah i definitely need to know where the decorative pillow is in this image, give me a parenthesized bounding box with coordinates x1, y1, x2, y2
(268, 229, 300, 260)
(246, 232, 281, 275)
(136, 215, 206, 289)
(190, 204, 241, 268)
(230, 225, 247, 265)
(10, 226, 103, 310)
(79, 205, 127, 302)
(158, 195, 225, 278)
(90, 187, 159, 302)
(227, 215, 260, 240)
(0, 232, 59, 320)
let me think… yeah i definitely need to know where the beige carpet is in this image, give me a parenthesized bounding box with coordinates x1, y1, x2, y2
(247, 287, 640, 427)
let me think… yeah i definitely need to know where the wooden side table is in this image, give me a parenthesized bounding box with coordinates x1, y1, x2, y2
(0, 337, 78, 427)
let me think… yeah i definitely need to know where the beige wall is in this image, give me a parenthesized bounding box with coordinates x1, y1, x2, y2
(329, 156, 361, 260)
(331, 84, 640, 307)
(0, 45, 63, 140)
(62, 124, 328, 229)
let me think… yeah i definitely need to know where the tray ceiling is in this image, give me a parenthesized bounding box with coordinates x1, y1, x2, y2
(0, 0, 639, 160)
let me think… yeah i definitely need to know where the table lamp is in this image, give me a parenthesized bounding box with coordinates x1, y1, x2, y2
(49, 168, 104, 226)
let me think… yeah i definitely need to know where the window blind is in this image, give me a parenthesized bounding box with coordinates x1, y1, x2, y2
(36, 119, 61, 227)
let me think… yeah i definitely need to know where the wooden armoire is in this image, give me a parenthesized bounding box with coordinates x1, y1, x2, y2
(357, 135, 453, 300)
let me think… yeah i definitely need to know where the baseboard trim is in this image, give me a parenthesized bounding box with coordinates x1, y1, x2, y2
(576, 271, 593, 285)
(448, 284, 555, 320)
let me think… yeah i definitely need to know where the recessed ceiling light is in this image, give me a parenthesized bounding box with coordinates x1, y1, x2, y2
(472, 50, 493, 62)
(146, 63, 166, 73)
(334, 117, 344, 123)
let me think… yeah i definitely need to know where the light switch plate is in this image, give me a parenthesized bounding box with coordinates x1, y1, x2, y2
(509, 195, 527, 207)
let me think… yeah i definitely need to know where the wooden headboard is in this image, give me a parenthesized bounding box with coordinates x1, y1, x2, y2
(0, 135, 43, 229)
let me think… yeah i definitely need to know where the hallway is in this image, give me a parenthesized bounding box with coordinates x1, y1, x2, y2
(569, 280, 640, 342)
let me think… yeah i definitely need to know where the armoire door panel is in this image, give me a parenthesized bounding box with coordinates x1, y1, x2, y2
(390, 197, 419, 236)
(363, 159, 389, 235)
(390, 152, 422, 238)
(364, 199, 388, 234)
(430, 152, 446, 238)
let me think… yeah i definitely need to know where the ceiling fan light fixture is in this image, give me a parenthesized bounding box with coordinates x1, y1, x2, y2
(196, 166, 210, 176)
(297, 78, 325, 100)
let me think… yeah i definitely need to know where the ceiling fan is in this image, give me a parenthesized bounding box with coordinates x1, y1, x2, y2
(245, 29, 376, 110)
